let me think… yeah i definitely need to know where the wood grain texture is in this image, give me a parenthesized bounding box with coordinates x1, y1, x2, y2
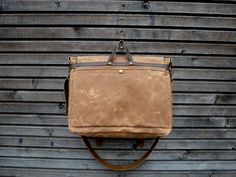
(0, 168, 236, 177)
(0, 1, 236, 176)
(0, 125, 235, 139)
(1, 54, 235, 69)
(1, 157, 236, 170)
(1, 79, 236, 93)
(1, 1, 236, 15)
(0, 102, 236, 116)
(1, 147, 236, 160)
(1, 90, 236, 104)
(0, 14, 236, 29)
(1, 27, 236, 42)
(1, 136, 236, 150)
(0, 114, 235, 128)
(0, 41, 236, 55)
(1, 66, 236, 81)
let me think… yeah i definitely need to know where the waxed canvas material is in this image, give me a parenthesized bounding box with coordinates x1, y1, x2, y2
(67, 56, 172, 138)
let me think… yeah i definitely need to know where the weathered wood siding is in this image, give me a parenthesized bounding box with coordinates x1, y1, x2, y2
(0, 0, 236, 176)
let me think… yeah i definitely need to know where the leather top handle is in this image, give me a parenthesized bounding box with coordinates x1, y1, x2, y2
(82, 136, 160, 171)
(107, 40, 133, 65)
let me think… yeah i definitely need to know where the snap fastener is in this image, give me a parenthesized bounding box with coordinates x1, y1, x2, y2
(119, 69, 123, 74)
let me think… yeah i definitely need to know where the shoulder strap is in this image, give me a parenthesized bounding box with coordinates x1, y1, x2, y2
(82, 136, 159, 171)
(64, 78, 69, 115)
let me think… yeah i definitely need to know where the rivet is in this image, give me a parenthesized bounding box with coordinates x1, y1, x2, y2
(129, 61, 133, 65)
(119, 69, 123, 74)
(108, 62, 112, 65)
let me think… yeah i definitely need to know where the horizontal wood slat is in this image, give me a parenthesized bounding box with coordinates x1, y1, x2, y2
(1, 1, 236, 15)
(0, 78, 64, 90)
(0, 103, 236, 116)
(173, 69, 236, 80)
(0, 169, 235, 177)
(173, 81, 236, 93)
(1, 79, 236, 93)
(1, 66, 236, 81)
(1, 14, 235, 29)
(0, 114, 67, 125)
(1, 90, 236, 105)
(0, 54, 235, 69)
(1, 147, 236, 161)
(0, 41, 236, 55)
(1, 136, 236, 150)
(0, 114, 235, 128)
(1, 27, 236, 42)
(0, 126, 235, 139)
(1, 157, 236, 170)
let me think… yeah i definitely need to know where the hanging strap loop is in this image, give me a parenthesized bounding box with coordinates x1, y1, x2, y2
(107, 40, 133, 65)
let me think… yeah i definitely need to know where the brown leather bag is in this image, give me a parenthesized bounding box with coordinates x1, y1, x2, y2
(65, 41, 172, 171)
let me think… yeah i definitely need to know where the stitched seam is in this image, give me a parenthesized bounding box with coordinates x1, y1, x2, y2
(71, 126, 171, 128)
(74, 131, 171, 134)
(167, 71, 173, 127)
(69, 70, 75, 121)
(73, 68, 168, 73)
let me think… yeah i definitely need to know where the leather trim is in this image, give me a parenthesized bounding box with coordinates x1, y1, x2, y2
(71, 61, 170, 69)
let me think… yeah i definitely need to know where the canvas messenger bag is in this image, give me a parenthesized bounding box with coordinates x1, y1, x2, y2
(64, 40, 173, 171)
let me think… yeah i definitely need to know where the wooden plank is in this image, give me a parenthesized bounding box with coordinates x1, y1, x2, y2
(1, 91, 236, 105)
(0, 41, 236, 55)
(0, 78, 64, 90)
(1, 168, 235, 177)
(0, 147, 223, 162)
(0, 103, 65, 114)
(1, 136, 236, 150)
(1, 79, 236, 93)
(1, 1, 236, 15)
(0, 114, 67, 125)
(1, 27, 236, 42)
(0, 54, 69, 65)
(173, 81, 236, 93)
(7, 102, 231, 118)
(0, 125, 73, 138)
(0, 54, 235, 69)
(173, 68, 236, 81)
(1, 67, 236, 81)
(171, 56, 236, 68)
(1, 14, 236, 29)
(173, 117, 236, 128)
(0, 66, 67, 77)
(174, 93, 236, 104)
(0, 157, 236, 170)
(0, 114, 235, 128)
(0, 147, 235, 161)
(216, 95, 235, 104)
(214, 94, 236, 104)
(0, 91, 65, 102)
(174, 105, 236, 116)
(1, 102, 236, 116)
(0, 126, 235, 139)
